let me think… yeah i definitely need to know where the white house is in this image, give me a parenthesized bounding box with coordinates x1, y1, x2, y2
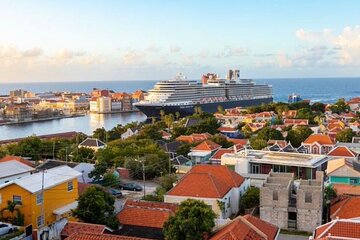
(164, 165, 250, 220)
(121, 128, 139, 140)
(78, 138, 106, 152)
(0, 160, 34, 184)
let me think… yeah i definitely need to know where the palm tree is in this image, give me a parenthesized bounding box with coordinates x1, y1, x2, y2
(1, 201, 24, 226)
(160, 110, 165, 120)
(175, 112, 180, 120)
(164, 114, 175, 131)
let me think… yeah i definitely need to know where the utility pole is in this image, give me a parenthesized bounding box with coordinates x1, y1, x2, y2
(52, 141, 55, 160)
(65, 147, 68, 162)
(142, 160, 146, 199)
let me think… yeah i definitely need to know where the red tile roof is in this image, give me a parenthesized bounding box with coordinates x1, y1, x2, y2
(167, 165, 245, 199)
(192, 140, 221, 151)
(304, 134, 335, 145)
(314, 219, 360, 239)
(0, 155, 35, 167)
(333, 184, 360, 196)
(331, 195, 360, 219)
(227, 138, 248, 145)
(190, 165, 244, 188)
(327, 146, 358, 157)
(267, 140, 288, 148)
(66, 233, 151, 240)
(211, 149, 234, 161)
(217, 127, 238, 132)
(176, 133, 212, 143)
(61, 222, 107, 238)
(116, 200, 177, 229)
(284, 119, 309, 126)
(210, 215, 279, 240)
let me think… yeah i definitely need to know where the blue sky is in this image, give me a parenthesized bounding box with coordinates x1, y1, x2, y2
(1, 0, 360, 82)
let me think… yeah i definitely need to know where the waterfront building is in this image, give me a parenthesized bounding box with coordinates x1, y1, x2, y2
(112, 92, 133, 111)
(90, 97, 112, 113)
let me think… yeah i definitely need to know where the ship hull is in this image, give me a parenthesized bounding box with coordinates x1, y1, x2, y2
(135, 97, 273, 118)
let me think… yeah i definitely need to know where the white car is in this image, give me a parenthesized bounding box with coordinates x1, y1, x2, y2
(0, 222, 15, 236)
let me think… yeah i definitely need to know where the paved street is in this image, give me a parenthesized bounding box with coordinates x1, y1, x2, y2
(114, 178, 160, 213)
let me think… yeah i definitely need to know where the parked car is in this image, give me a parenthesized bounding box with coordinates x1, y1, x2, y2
(120, 183, 143, 191)
(0, 223, 15, 236)
(108, 188, 123, 198)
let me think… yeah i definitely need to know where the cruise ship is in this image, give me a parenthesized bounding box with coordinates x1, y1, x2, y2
(135, 70, 273, 118)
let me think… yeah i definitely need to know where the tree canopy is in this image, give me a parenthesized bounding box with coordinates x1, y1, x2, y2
(163, 199, 216, 240)
(239, 187, 260, 213)
(336, 128, 355, 143)
(73, 186, 118, 229)
(286, 126, 313, 147)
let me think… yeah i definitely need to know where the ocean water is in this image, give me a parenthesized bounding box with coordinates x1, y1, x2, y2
(1, 77, 359, 103)
(0, 77, 359, 140)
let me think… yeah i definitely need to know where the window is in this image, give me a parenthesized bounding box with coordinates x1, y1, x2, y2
(36, 193, 43, 205)
(251, 164, 260, 174)
(67, 181, 73, 192)
(37, 215, 44, 227)
(0, 194, 2, 204)
(305, 192, 312, 203)
(273, 191, 278, 201)
(350, 178, 358, 185)
(13, 195, 22, 205)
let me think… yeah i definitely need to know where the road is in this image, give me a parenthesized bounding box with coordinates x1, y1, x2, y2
(114, 179, 159, 213)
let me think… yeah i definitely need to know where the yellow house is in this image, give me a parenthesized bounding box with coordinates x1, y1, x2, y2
(0, 166, 81, 229)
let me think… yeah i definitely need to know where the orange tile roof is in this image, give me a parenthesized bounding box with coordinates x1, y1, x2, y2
(314, 219, 360, 239)
(328, 146, 357, 157)
(192, 140, 221, 151)
(190, 165, 245, 188)
(333, 184, 360, 196)
(217, 126, 238, 132)
(227, 138, 248, 145)
(167, 165, 245, 199)
(211, 148, 234, 161)
(0, 155, 35, 167)
(304, 134, 335, 145)
(330, 195, 360, 219)
(284, 119, 309, 126)
(267, 140, 288, 148)
(61, 222, 107, 237)
(176, 133, 212, 143)
(117, 200, 177, 229)
(167, 172, 231, 198)
(66, 233, 151, 240)
(210, 215, 279, 240)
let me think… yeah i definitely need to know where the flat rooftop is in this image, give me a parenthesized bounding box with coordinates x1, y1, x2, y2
(224, 150, 329, 168)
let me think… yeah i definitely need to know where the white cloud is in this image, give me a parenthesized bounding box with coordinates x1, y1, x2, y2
(294, 26, 360, 66)
(122, 50, 146, 65)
